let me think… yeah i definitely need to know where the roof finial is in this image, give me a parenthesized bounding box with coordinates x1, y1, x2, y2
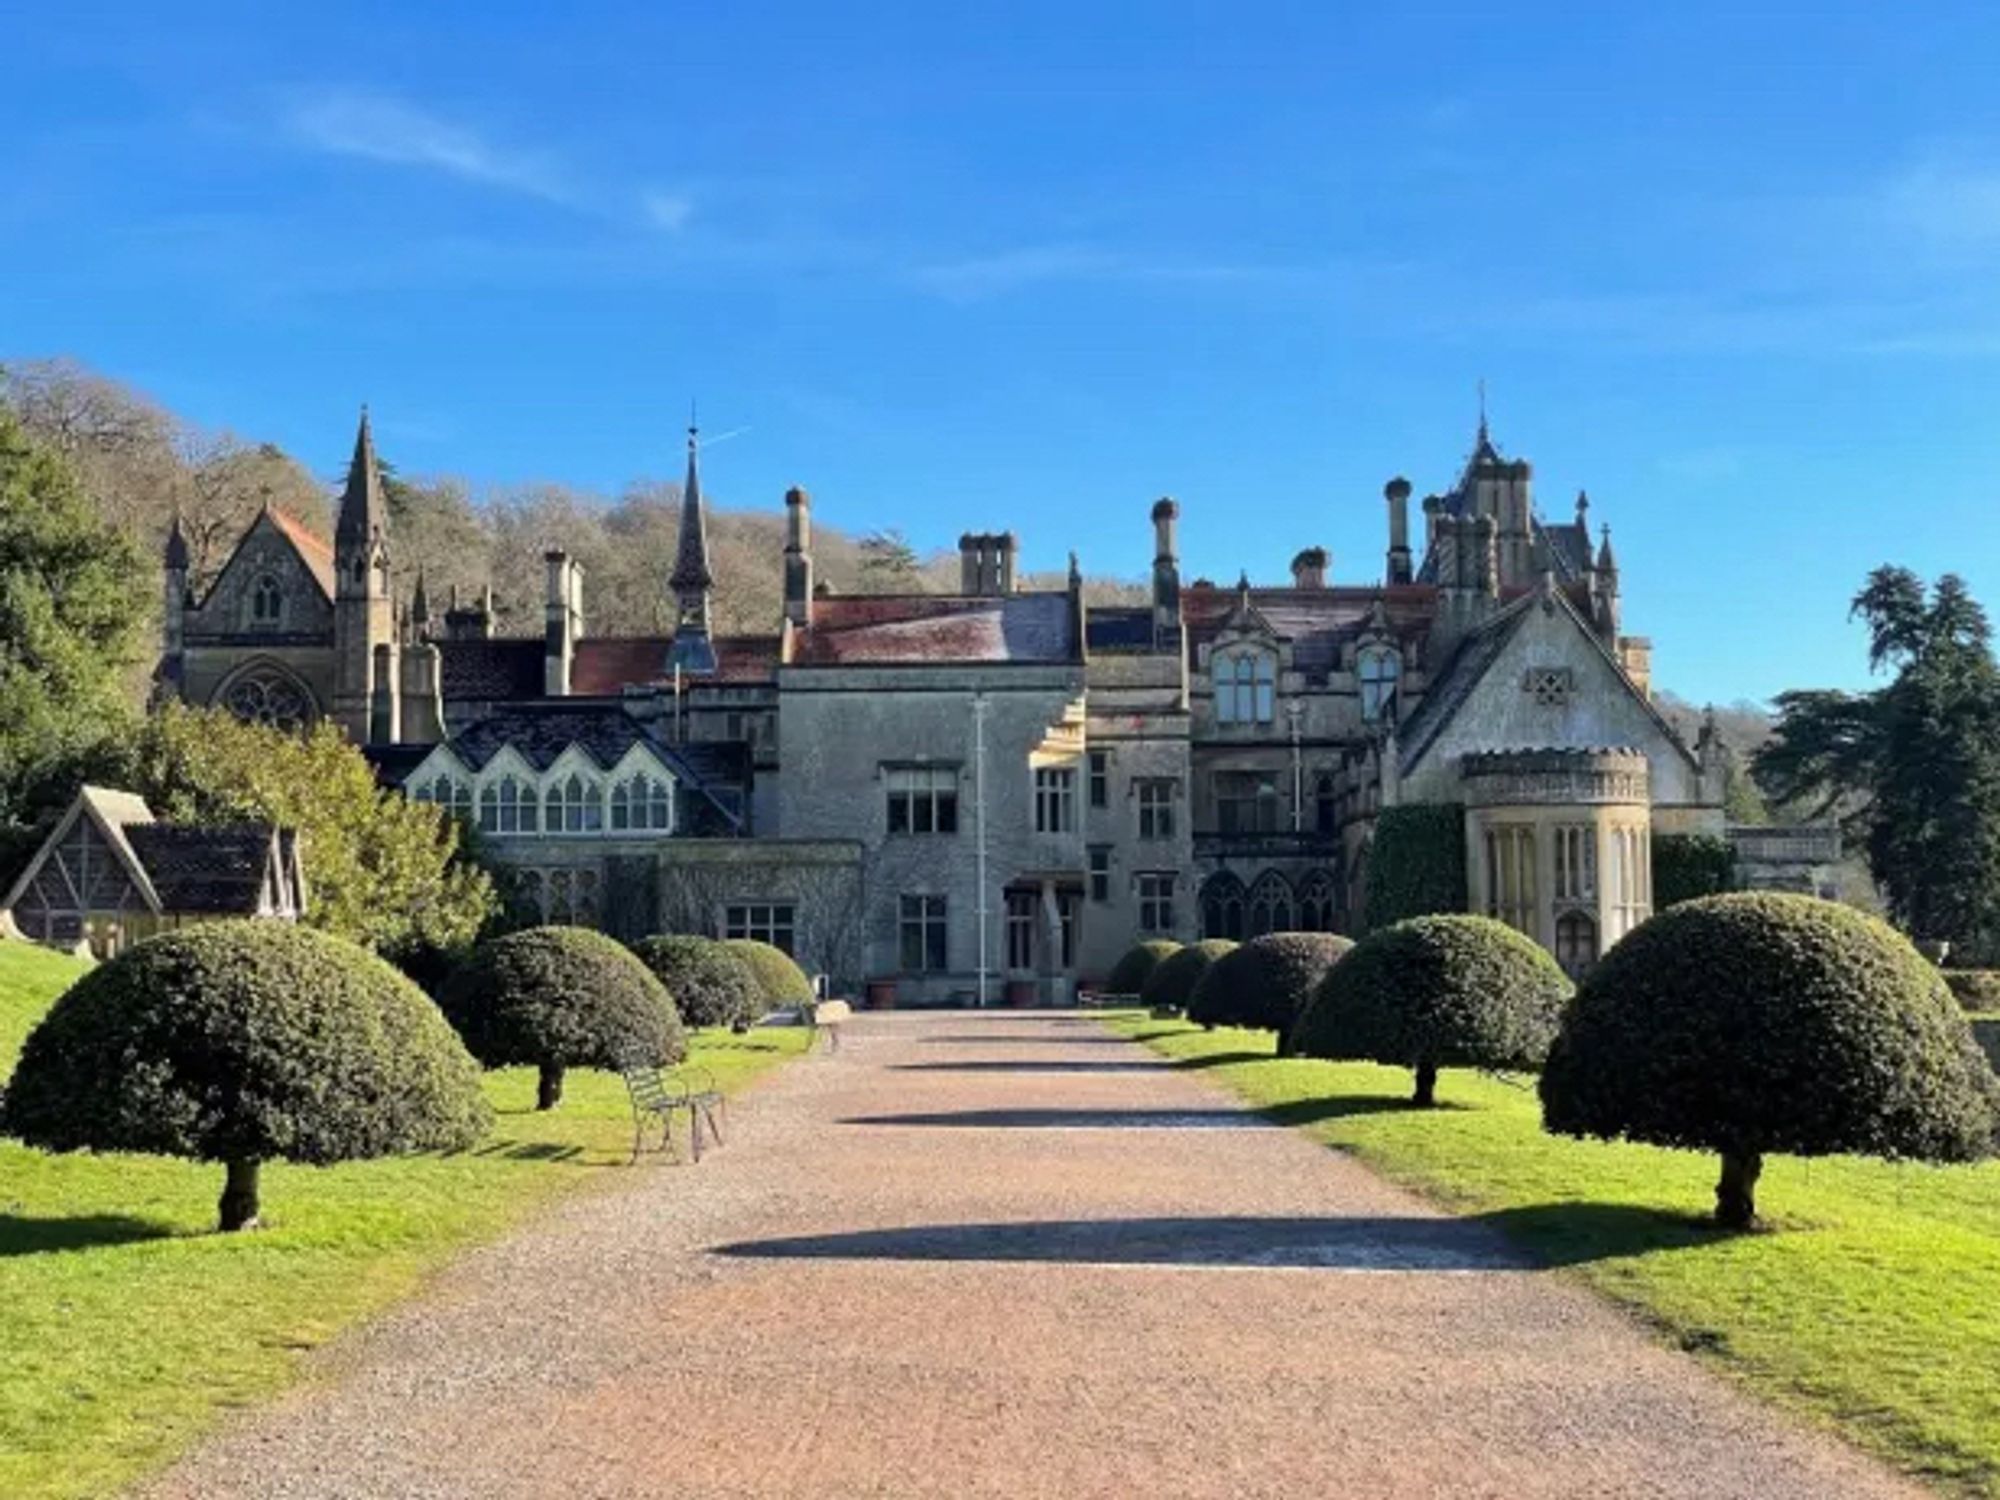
(1477, 377, 1488, 444)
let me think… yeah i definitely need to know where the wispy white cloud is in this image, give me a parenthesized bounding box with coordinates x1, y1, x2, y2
(1880, 157, 2000, 249)
(641, 190, 694, 232)
(285, 90, 573, 202)
(908, 244, 1291, 300)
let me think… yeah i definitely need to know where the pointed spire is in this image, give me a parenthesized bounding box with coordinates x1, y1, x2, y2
(1477, 377, 1488, 445)
(670, 420, 713, 593)
(411, 565, 431, 626)
(164, 510, 190, 571)
(336, 405, 388, 550)
(1596, 522, 1618, 576)
(668, 416, 718, 674)
(1575, 489, 1590, 525)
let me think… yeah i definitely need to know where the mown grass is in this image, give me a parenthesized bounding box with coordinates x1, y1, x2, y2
(1111, 1013, 2000, 1497)
(0, 942, 811, 1500)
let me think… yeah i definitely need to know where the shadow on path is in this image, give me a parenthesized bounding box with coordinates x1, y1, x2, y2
(0, 1212, 178, 1257)
(713, 1214, 1532, 1271)
(842, 1107, 1270, 1129)
(890, 1060, 1168, 1074)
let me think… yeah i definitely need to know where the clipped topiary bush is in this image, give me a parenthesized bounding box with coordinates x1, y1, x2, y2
(1106, 939, 1181, 998)
(1141, 938, 1236, 1017)
(1943, 969, 2000, 1012)
(722, 938, 815, 1013)
(1363, 804, 1468, 931)
(1188, 932, 1354, 1051)
(1652, 832, 1737, 909)
(1542, 892, 2000, 1228)
(1294, 914, 1570, 1106)
(440, 926, 684, 1110)
(632, 935, 761, 1030)
(1, 922, 490, 1231)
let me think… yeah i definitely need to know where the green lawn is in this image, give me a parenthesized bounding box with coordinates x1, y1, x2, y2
(0, 940, 812, 1500)
(1111, 1014, 2000, 1497)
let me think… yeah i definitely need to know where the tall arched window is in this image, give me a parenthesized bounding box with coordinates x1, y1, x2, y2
(1297, 871, 1339, 933)
(1215, 651, 1276, 725)
(610, 771, 673, 832)
(1247, 871, 1294, 936)
(250, 575, 283, 628)
(1359, 645, 1401, 723)
(1200, 872, 1246, 940)
(1555, 911, 1599, 978)
(545, 773, 604, 834)
(479, 775, 537, 834)
(1314, 772, 1338, 835)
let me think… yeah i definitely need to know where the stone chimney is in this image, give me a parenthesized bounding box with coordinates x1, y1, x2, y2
(545, 550, 583, 696)
(1290, 547, 1328, 589)
(369, 641, 401, 744)
(399, 640, 444, 744)
(996, 532, 1018, 594)
(1151, 497, 1181, 644)
(1385, 477, 1413, 585)
(958, 532, 1014, 597)
(784, 485, 813, 626)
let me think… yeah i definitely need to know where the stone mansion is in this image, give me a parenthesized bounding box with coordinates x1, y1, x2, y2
(151, 411, 1727, 1002)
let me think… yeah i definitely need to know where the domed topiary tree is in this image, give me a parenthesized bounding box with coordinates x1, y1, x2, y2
(632, 935, 761, 1030)
(1188, 932, 1354, 1052)
(722, 939, 815, 1015)
(1106, 940, 1180, 998)
(1141, 939, 1236, 1017)
(1, 923, 490, 1231)
(1542, 892, 2000, 1228)
(440, 927, 684, 1110)
(1293, 914, 1570, 1106)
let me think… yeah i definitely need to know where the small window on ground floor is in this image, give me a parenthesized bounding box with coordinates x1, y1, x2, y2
(724, 901, 797, 954)
(899, 894, 948, 973)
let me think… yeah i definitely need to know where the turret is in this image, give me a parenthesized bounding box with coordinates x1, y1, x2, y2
(410, 566, 432, 641)
(1594, 523, 1621, 640)
(162, 513, 190, 661)
(333, 407, 397, 742)
(1151, 497, 1181, 646)
(783, 485, 813, 626)
(668, 423, 717, 675)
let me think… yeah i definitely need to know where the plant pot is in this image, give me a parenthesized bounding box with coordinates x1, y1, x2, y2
(865, 979, 898, 1011)
(1005, 979, 1038, 1008)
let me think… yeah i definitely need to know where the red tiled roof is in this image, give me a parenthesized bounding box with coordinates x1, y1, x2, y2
(264, 509, 336, 600)
(795, 593, 1078, 666)
(570, 634, 780, 693)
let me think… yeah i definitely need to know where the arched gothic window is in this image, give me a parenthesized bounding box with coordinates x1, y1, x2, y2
(1359, 645, 1401, 723)
(1247, 871, 1294, 937)
(610, 771, 673, 832)
(414, 772, 473, 823)
(479, 775, 537, 834)
(250, 575, 283, 628)
(545, 772, 604, 834)
(1215, 651, 1275, 725)
(1200, 872, 1246, 941)
(220, 666, 314, 731)
(1296, 871, 1339, 933)
(1555, 910, 1599, 979)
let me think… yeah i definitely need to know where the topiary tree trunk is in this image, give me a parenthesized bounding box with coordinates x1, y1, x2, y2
(219, 1158, 261, 1232)
(537, 1063, 565, 1111)
(1413, 1061, 1439, 1107)
(1715, 1147, 1762, 1229)
(1274, 1029, 1294, 1059)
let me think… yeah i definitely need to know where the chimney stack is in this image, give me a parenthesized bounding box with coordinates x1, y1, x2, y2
(1384, 477, 1413, 584)
(784, 485, 814, 625)
(1151, 497, 1182, 645)
(545, 550, 582, 696)
(1290, 547, 1328, 589)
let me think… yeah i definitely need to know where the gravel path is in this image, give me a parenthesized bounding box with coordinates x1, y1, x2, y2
(144, 1012, 1919, 1499)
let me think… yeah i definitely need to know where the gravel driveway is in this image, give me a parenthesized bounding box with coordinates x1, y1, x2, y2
(143, 1012, 1919, 1499)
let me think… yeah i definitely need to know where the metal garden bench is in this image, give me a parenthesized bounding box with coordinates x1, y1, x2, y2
(618, 1060, 726, 1165)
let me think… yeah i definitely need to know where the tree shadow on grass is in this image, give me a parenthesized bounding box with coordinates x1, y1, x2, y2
(890, 1060, 1169, 1074)
(1172, 1049, 1275, 1070)
(842, 1107, 1270, 1129)
(1470, 1201, 1731, 1267)
(467, 1140, 593, 1165)
(0, 1213, 178, 1257)
(1262, 1094, 1473, 1126)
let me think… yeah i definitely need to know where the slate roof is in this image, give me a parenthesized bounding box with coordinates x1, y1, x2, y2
(795, 592, 1079, 666)
(124, 824, 280, 915)
(437, 638, 546, 699)
(1180, 584, 1437, 679)
(1085, 607, 1157, 652)
(572, 635, 780, 692)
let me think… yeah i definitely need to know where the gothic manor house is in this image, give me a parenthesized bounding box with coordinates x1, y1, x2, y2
(150, 411, 1731, 1001)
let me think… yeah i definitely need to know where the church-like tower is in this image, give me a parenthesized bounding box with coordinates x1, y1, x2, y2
(668, 423, 717, 675)
(333, 408, 398, 742)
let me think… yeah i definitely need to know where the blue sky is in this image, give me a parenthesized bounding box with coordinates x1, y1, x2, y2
(8, 3, 2000, 705)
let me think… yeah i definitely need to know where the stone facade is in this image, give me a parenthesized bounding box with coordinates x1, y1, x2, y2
(160, 412, 1725, 998)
